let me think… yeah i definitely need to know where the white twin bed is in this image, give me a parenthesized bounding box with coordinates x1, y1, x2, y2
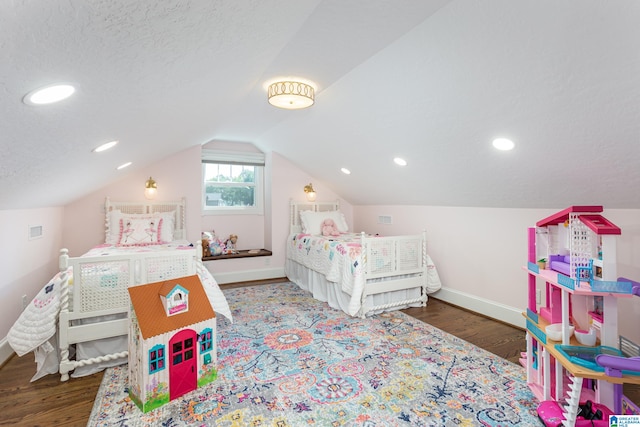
(285, 200, 441, 318)
(8, 198, 231, 382)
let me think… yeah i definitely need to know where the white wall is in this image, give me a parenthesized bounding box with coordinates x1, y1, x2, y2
(354, 205, 640, 343)
(4, 145, 639, 365)
(0, 207, 64, 339)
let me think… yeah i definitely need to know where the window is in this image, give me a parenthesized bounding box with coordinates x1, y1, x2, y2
(199, 328, 213, 353)
(149, 344, 165, 374)
(202, 149, 264, 215)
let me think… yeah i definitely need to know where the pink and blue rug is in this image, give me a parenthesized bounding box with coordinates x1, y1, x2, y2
(88, 282, 540, 426)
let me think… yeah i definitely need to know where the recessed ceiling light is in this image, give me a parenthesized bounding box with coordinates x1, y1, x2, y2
(23, 83, 75, 105)
(116, 162, 132, 170)
(341, 167, 351, 175)
(93, 140, 119, 153)
(492, 138, 515, 151)
(393, 157, 407, 166)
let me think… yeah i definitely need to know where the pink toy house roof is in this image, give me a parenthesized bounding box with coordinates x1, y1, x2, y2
(128, 274, 215, 340)
(536, 206, 621, 235)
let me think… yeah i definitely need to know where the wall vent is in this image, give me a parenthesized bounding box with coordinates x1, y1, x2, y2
(377, 215, 392, 225)
(29, 225, 43, 240)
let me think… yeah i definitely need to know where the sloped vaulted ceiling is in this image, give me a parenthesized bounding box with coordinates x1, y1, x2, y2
(1, 1, 639, 210)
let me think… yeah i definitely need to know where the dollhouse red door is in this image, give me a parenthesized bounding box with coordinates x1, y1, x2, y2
(169, 329, 197, 401)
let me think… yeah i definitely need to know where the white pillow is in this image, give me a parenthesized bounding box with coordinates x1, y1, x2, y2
(118, 217, 161, 246)
(299, 210, 349, 235)
(105, 209, 121, 245)
(155, 211, 175, 242)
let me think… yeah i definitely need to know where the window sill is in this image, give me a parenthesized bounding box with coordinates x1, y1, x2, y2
(202, 249, 272, 261)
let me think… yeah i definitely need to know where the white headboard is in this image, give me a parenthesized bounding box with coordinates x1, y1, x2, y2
(289, 199, 340, 234)
(105, 197, 187, 240)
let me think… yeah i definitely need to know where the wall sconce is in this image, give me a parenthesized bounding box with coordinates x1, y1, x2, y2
(303, 183, 317, 202)
(144, 177, 157, 200)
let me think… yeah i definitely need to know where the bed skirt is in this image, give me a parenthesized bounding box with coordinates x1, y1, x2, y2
(285, 259, 425, 317)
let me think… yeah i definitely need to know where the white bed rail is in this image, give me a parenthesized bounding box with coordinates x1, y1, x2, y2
(359, 230, 428, 317)
(57, 241, 202, 381)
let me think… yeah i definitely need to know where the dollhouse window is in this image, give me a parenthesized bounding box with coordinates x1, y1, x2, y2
(149, 345, 166, 374)
(199, 328, 213, 353)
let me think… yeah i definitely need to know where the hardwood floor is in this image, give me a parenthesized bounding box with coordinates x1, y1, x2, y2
(0, 279, 637, 426)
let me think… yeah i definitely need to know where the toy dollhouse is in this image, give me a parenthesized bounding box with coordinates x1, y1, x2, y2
(523, 206, 640, 426)
(128, 274, 217, 412)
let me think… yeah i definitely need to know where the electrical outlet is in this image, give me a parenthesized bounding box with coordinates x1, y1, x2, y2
(22, 294, 28, 310)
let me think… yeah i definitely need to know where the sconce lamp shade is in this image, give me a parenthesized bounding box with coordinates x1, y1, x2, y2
(268, 81, 315, 109)
(144, 177, 157, 200)
(304, 183, 317, 202)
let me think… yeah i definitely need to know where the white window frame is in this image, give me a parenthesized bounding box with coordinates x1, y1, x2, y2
(202, 149, 264, 215)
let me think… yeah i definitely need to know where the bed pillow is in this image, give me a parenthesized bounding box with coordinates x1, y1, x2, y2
(107, 211, 176, 244)
(105, 209, 122, 245)
(118, 217, 163, 246)
(299, 210, 349, 235)
(156, 211, 176, 242)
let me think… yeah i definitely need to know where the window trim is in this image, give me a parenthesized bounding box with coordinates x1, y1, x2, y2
(201, 149, 264, 215)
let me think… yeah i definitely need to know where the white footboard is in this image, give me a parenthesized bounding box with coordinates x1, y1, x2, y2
(57, 243, 201, 381)
(358, 231, 427, 317)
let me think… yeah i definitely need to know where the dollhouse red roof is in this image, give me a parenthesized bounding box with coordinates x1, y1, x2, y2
(536, 206, 621, 235)
(536, 206, 603, 227)
(128, 274, 215, 339)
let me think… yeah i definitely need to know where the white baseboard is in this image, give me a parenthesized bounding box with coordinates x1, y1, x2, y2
(431, 287, 525, 329)
(212, 267, 286, 285)
(0, 337, 14, 367)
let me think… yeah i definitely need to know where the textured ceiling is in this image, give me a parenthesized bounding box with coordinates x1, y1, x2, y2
(1, 0, 639, 210)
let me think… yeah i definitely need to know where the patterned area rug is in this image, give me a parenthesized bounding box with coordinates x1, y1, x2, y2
(88, 282, 540, 426)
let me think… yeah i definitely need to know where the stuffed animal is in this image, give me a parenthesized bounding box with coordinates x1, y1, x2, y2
(225, 234, 238, 253)
(210, 239, 223, 256)
(201, 238, 212, 257)
(321, 219, 341, 237)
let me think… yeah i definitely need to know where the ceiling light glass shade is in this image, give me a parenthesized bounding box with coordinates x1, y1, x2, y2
(23, 83, 75, 105)
(303, 183, 317, 201)
(144, 177, 157, 200)
(268, 81, 315, 109)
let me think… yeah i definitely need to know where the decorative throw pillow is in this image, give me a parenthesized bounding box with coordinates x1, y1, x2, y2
(118, 217, 163, 246)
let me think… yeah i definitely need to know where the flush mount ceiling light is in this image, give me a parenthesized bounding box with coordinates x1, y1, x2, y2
(116, 162, 132, 170)
(492, 138, 515, 151)
(267, 80, 315, 109)
(23, 83, 75, 105)
(340, 167, 351, 175)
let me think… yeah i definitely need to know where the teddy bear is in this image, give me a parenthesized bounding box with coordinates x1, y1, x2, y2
(201, 238, 212, 257)
(321, 218, 341, 237)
